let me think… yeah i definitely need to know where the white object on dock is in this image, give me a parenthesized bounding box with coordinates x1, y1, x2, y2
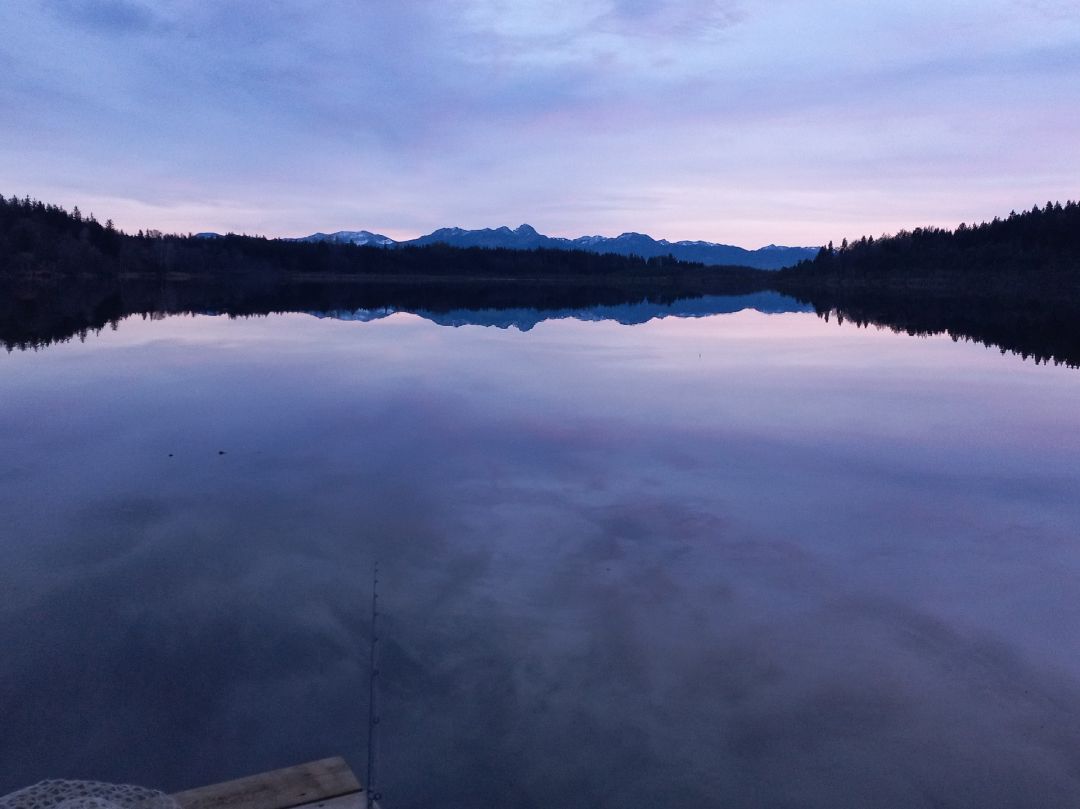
(0, 780, 180, 809)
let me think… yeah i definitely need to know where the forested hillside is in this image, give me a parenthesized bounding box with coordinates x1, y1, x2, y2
(779, 202, 1080, 297)
(0, 194, 757, 282)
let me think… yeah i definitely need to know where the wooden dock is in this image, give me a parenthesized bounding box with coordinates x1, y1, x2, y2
(173, 758, 377, 809)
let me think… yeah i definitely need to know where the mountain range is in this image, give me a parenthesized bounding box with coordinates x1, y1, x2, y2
(286, 224, 817, 270)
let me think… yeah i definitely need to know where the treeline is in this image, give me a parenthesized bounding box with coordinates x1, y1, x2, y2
(10, 192, 1079, 298)
(774, 201, 1080, 366)
(0, 193, 764, 283)
(7, 192, 1080, 365)
(0, 195, 125, 275)
(777, 201, 1080, 298)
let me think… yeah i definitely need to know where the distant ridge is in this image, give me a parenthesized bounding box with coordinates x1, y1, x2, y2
(291, 223, 817, 270)
(292, 229, 396, 247)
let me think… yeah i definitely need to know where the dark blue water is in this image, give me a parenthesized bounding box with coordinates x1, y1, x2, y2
(3, 299, 1080, 808)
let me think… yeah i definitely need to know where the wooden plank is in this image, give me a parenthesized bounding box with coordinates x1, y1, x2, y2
(173, 758, 362, 809)
(286, 791, 373, 809)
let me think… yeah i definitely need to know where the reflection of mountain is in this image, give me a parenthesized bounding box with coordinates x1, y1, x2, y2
(4, 274, 1079, 368)
(310, 291, 811, 331)
(0, 277, 779, 351)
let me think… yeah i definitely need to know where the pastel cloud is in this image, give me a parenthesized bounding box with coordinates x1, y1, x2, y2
(0, 0, 1077, 245)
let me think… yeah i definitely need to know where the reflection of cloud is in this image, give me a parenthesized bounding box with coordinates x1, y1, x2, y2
(5, 311, 1080, 804)
(47, 0, 159, 33)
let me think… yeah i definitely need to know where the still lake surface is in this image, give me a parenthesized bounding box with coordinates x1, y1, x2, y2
(2, 293, 1080, 808)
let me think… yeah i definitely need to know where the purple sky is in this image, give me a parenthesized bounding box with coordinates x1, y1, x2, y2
(2, 1, 1078, 247)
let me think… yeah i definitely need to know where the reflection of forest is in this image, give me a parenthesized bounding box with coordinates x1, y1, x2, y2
(4, 275, 1080, 369)
(0, 275, 764, 351)
(790, 288, 1080, 368)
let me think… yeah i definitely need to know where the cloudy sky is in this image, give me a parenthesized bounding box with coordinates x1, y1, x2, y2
(2, 0, 1078, 246)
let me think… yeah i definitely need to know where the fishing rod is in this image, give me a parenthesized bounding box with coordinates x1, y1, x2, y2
(365, 562, 382, 808)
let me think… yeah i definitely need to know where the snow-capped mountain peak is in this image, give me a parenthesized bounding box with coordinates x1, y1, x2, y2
(289, 230, 394, 246)
(290, 225, 819, 269)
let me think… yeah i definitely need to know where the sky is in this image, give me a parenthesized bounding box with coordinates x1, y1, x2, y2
(1, 0, 1079, 247)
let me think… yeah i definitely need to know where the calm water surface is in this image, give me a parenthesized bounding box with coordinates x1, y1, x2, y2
(3, 300, 1080, 808)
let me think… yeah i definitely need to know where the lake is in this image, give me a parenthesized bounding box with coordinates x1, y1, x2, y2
(3, 294, 1080, 808)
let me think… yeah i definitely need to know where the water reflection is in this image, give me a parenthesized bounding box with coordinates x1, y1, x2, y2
(792, 286, 1080, 368)
(2, 308, 1080, 808)
(4, 274, 1080, 368)
(0, 277, 783, 351)
(311, 291, 809, 330)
